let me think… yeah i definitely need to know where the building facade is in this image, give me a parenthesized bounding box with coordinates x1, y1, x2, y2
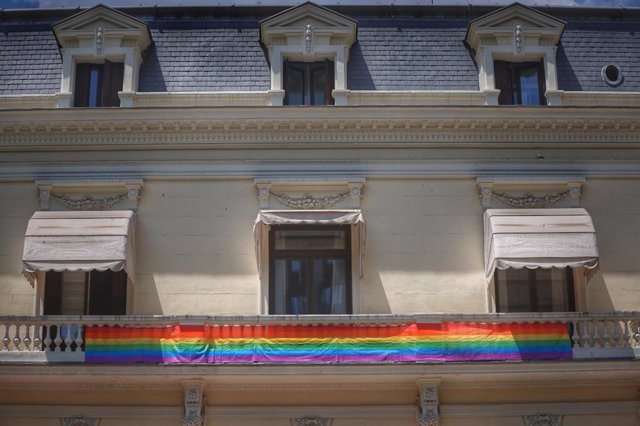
(1, 2, 640, 425)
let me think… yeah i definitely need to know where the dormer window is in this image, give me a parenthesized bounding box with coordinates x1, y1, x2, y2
(494, 60, 545, 105)
(260, 2, 357, 106)
(284, 60, 334, 105)
(466, 4, 565, 106)
(74, 61, 124, 107)
(52, 5, 151, 108)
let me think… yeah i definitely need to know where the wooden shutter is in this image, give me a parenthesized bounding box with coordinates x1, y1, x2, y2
(73, 64, 91, 107)
(537, 60, 546, 105)
(494, 61, 513, 105)
(87, 270, 127, 315)
(325, 60, 335, 105)
(102, 60, 124, 107)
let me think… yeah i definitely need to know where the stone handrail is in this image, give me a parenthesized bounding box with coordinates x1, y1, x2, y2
(1, 312, 639, 362)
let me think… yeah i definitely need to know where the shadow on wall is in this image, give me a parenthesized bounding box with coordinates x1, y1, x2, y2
(347, 42, 376, 90)
(586, 273, 615, 312)
(556, 43, 582, 91)
(137, 42, 168, 92)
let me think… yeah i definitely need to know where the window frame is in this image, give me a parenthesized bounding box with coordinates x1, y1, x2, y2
(283, 60, 335, 106)
(73, 60, 124, 108)
(268, 224, 352, 315)
(494, 267, 576, 313)
(494, 60, 546, 106)
(42, 270, 128, 316)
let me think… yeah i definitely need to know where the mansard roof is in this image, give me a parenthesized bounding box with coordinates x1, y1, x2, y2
(0, 4, 639, 95)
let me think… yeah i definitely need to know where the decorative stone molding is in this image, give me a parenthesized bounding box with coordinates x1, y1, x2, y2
(417, 380, 440, 426)
(477, 178, 583, 209)
(255, 179, 364, 210)
(466, 4, 565, 106)
(260, 3, 357, 106)
(523, 414, 563, 426)
(270, 191, 349, 209)
(491, 190, 569, 208)
(60, 417, 101, 426)
(182, 381, 205, 426)
(291, 416, 333, 426)
(36, 180, 143, 211)
(52, 5, 152, 107)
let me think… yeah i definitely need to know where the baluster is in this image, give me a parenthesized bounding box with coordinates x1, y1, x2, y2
(53, 323, 63, 352)
(43, 324, 53, 352)
(582, 321, 591, 349)
(571, 320, 580, 349)
(64, 323, 73, 352)
(75, 323, 84, 352)
(592, 320, 601, 348)
(612, 320, 622, 349)
(33, 324, 42, 352)
(634, 321, 640, 348)
(622, 320, 631, 348)
(2, 325, 10, 351)
(13, 325, 22, 351)
(23, 325, 32, 352)
(602, 320, 610, 348)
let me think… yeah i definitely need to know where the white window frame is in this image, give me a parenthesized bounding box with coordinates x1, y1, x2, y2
(466, 4, 565, 106)
(260, 3, 357, 106)
(52, 5, 151, 108)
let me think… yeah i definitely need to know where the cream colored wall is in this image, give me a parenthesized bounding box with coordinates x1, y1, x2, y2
(581, 179, 640, 312)
(362, 178, 485, 313)
(0, 182, 37, 315)
(134, 180, 260, 315)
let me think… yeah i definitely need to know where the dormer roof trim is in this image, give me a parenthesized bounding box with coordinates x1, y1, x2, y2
(466, 2, 566, 51)
(52, 4, 152, 53)
(260, 1, 358, 47)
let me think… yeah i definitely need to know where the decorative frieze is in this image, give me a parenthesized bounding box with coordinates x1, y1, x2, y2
(60, 417, 101, 426)
(523, 414, 563, 426)
(51, 193, 128, 210)
(270, 191, 349, 209)
(304, 23, 314, 52)
(491, 190, 569, 208)
(95, 25, 104, 55)
(291, 416, 333, 426)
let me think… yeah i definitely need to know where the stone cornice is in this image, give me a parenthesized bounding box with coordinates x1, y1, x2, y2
(0, 107, 639, 150)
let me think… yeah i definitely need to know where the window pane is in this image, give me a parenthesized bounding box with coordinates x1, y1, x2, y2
(274, 229, 346, 250)
(311, 65, 326, 105)
(496, 268, 531, 312)
(88, 66, 101, 108)
(518, 66, 541, 105)
(274, 258, 308, 314)
(285, 64, 304, 106)
(312, 258, 347, 314)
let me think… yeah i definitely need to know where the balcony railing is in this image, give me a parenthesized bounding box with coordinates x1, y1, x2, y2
(1, 312, 639, 364)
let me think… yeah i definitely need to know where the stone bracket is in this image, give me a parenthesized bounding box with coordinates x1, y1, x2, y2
(183, 380, 205, 426)
(417, 379, 440, 426)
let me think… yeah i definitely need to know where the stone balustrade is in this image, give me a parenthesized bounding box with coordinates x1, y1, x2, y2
(0, 312, 639, 363)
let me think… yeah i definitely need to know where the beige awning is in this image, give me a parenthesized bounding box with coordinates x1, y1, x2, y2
(22, 210, 135, 284)
(253, 210, 366, 277)
(484, 208, 599, 281)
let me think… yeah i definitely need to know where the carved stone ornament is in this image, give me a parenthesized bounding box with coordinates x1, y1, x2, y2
(183, 381, 205, 426)
(60, 417, 101, 426)
(492, 190, 569, 208)
(271, 191, 349, 209)
(291, 416, 333, 426)
(418, 410, 440, 426)
(514, 24, 523, 53)
(304, 23, 314, 52)
(523, 414, 563, 426)
(51, 193, 127, 210)
(95, 25, 104, 55)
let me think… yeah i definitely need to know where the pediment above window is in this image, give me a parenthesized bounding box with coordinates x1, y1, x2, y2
(466, 3, 565, 52)
(260, 2, 357, 49)
(53, 5, 151, 52)
(466, 3, 566, 106)
(260, 2, 357, 106)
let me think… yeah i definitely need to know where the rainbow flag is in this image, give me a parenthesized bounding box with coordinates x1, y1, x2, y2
(84, 322, 572, 364)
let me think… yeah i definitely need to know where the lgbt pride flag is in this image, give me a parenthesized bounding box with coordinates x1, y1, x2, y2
(85, 322, 572, 364)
